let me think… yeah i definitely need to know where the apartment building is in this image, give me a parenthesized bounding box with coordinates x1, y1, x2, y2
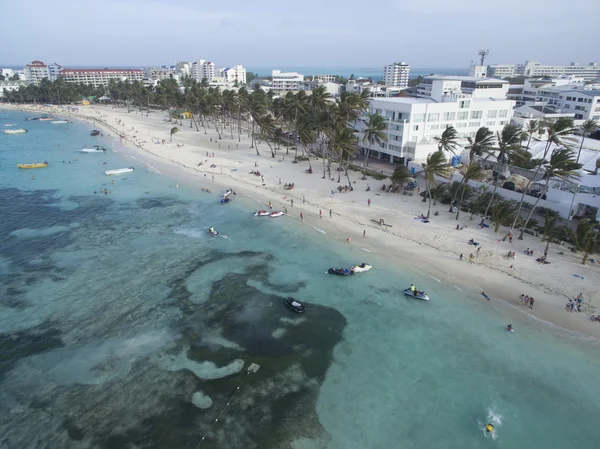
(383, 62, 410, 88)
(191, 59, 215, 82)
(59, 68, 144, 87)
(487, 61, 600, 82)
(24, 61, 50, 85)
(271, 70, 304, 92)
(222, 65, 246, 85)
(357, 96, 514, 163)
(416, 76, 509, 102)
(486, 64, 516, 78)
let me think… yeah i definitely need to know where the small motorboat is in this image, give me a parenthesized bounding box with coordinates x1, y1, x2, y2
(328, 268, 352, 276)
(4, 129, 28, 134)
(51, 120, 68, 124)
(17, 162, 48, 169)
(78, 146, 106, 153)
(270, 211, 285, 218)
(38, 116, 54, 121)
(208, 228, 219, 236)
(220, 197, 232, 204)
(285, 297, 306, 313)
(403, 288, 430, 301)
(351, 263, 372, 273)
(254, 210, 270, 216)
(105, 167, 134, 175)
(91, 130, 100, 136)
(221, 189, 233, 198)
(26, 116, 43, 121)
(4, 124, 15, 127)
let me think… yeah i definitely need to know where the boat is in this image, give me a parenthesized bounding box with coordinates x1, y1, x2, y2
(26, 116, 43, 121)
(208, 228, 219, 236)
(91, 130, 100, 136)
(17, 162, 48, 169)
(403, 288, 430, 301)
(105, 167, 134, 175)
(78, 146, 106, 153)
(285, 297, 306, 313)
(51, 120, 68, 124)
(3, 124, 14, 127)
(221, 189, 233, 198)
(220, 197, 232, 204)
(253, 210, 270, 216)
(270, 211, 285, 218)
(328, 268, 352, 276)
(38, 117, 54, 121)
(4, 129, 28, 134)
(351, 263, 372, 273)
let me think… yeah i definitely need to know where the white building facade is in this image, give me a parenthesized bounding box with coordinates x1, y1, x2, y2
(487, 61, 600, 81)
(59, 68, 144, 87)
(0, 80, 29, 97)
(416, 76, 510, 101)
(357, 96, 514, 163)
(24, 61, 50, 85)
(383, 62, 410, 87)
(222, 65, 246, 85)
(271, 70, 304, 92)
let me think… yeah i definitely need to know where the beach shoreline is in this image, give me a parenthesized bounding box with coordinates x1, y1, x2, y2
(4, 102, 600, 339)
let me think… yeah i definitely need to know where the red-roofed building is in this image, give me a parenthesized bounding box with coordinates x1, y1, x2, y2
(58, 68, 144, 87)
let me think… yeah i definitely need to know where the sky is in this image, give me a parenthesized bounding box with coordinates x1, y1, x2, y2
(2, 0, 599, 69)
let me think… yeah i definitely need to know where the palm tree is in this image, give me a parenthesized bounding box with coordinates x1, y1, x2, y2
(518, 148, 582, 240)
(491, 200, 516, 233)
(390, 165, 412, 188)
(330, 125, 358, 183)
(455, 163, 486, 220)
(540, 211, 567, 256)
(524, 120, 539, 153)
(430, 183, 447, 206)
(571, 219, 600, 265)
(511, 118, 576, 235)
(465, 127, 494, 162)
(421, 151, 451, 218)
(361, 113, 387, 180)
(258, 115, 277, 158)
(433, 126, 460, 155)
(482, 124, 524, 220)
(576, 119, 598, 163)
(309, 85, 331, 112)
(170, 127, 179, 142)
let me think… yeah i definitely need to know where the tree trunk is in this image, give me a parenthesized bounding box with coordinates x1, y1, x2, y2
(483, 159, 503, 220)
(214, 121, 222, 139)
(455, 184, 467, 220)
(576, 136, 585, 164)
(426, 180, 432, 218)
(251, 121, 255, 148)
(518, 177, 550, 240)
(362, 143, 372, 180)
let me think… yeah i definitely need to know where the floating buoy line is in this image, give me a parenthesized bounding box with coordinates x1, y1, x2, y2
(196, 362, 260, 448)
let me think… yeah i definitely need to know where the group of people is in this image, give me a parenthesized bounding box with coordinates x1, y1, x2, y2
(566, 293, 584, 312)
(519, 294, 535, 309)
(505, 251, 516, 259)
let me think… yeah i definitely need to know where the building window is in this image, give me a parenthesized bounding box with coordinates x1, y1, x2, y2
(487, 110, 497, 119)
(443, 112, 455, 121)
(428, 113, 439, 122)
(499, 120, 507, 125)
(456, 122, 467, 128)
(412, 113, 425, 123)
(457, 111, 468, 120)
(468, 122, 481, 128)
(430, 124, 439, 130)
(498, 110, 508, 118)
(564, 104, 570, 109)
(413, 125, 419, 131)
(486, 121, 496, 127)
(459, 100, 470, 109)
(470, 111, 482, 119)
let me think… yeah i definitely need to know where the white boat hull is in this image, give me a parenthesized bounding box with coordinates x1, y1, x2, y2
(79, 148, 105, 153)
(4, 129, 27, 134)
(105, 168, 134, 175)
(403, 289, 430, 301)
(51, 120, 68, 124)
(351, 264, 372, 273)
(270, 212, 285, 218)
(254, 211, 270, 216)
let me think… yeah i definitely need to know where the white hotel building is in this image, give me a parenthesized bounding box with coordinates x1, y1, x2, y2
(59, 68, 144, 87)
(357, 76, 514, 163)
(383, 62, 410, 87)
(271, 70, 304, 92)
(487, 61, 600, 82)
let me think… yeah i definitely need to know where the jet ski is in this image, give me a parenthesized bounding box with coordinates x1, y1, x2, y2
(285, 297, 306, 313)
(220, 197, 232, 204)
(254, 210, 270, 216)
(328, 268, 352, 276)
(270, 211, 285, 217)
(351, 263, 372, 273)
(403, 289, 430, 301)
(221, 189, 233, 198)
(208, 228, 219, 236)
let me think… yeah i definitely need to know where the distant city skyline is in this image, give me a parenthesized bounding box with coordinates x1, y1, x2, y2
(2, 0, 598, 68)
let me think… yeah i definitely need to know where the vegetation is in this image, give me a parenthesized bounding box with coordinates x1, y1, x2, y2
(390, 165, 412, 187)
(421, 151, 451, 218)
(576, 119, 598, 163)
(408, 76, 424, 88)
(361, 113, 388, 179)
(455, 163, 486, 220)
(570, 219, 600, 265)
(169, 127, 179, 142)
(491, 200, 516, 232)
(434, 126, 459, 154)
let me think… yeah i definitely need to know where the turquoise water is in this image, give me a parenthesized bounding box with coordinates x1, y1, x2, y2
(1, 109, 600, 449)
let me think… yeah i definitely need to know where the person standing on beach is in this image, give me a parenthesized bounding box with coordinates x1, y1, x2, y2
(319, 210, 322, 218)
(529, 297, 535, 309)
(368, 198, 371, 207)
(291, 198, 294, 207)
(268, 201, 272, 210)
(261, 175, 265, 185)
(459, 253, 463, 261)
(303, 196, 305, 203)
(363, 230, 366, 238)
(509, 232, 513, 243)
(469, 253, 474, 264)
(300, 212, 303, 221)
(329, 209, 332, 218)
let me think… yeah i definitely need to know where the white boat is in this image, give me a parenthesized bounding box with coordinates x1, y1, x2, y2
(270, 211, 285, 218)
(38, 117, 54, 121)
(4, 129, 28, 134)
(78, 146, 106, 153)
(221, 189, 233, 198)
(105, 167, 134, 175)
(403, 288, 430, 301)
(351, 263, 372, 273)
(3, 124, 14, 127)
(254, 210, 270, 216)
(51, 120, 68, 124)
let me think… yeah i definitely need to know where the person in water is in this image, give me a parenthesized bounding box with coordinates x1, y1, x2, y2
(507, 324, 513, 332)
(485, 424, 494, 433)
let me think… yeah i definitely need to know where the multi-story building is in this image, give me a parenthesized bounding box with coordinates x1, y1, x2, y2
(59, 68, 144, 87)
(487, 61, 600, 82)
(222, 65, 246, 85)
(299, 80, 341, 96)
(203, 62, 215, 81)
(0, 80, 29, 97)
(356, 95, 514, 163)
(316, 74, 337, 82)
(144, 65, 177, 82)
(48, 63, 63, 81)
(24, 61, 50, 85)
(416, 76, 509, 101)
(383, 62, 410, 88)
(175, 61, 191, 78)
(468, 64, 487, 78)
(271, 70, 304, 92)
(190, 59, 216, 82)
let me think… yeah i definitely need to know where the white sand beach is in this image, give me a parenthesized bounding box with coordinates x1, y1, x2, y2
(6, 103, 600, 338)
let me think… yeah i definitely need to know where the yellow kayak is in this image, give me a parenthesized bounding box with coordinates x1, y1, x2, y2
(17, 162, 48, 169)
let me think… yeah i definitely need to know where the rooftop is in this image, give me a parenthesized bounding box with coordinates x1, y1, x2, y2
(371, 97, 436, 105)
(59, 68, 143, 73)
(424, 75, 507, 84)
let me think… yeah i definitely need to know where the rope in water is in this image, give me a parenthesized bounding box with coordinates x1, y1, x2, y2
(195, 367, 256, 448)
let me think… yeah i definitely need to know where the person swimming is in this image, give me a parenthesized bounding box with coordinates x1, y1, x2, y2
(507, 324, 514, 332)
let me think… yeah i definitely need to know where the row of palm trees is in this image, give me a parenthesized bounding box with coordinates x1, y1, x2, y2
(418, 117, 596, 244)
